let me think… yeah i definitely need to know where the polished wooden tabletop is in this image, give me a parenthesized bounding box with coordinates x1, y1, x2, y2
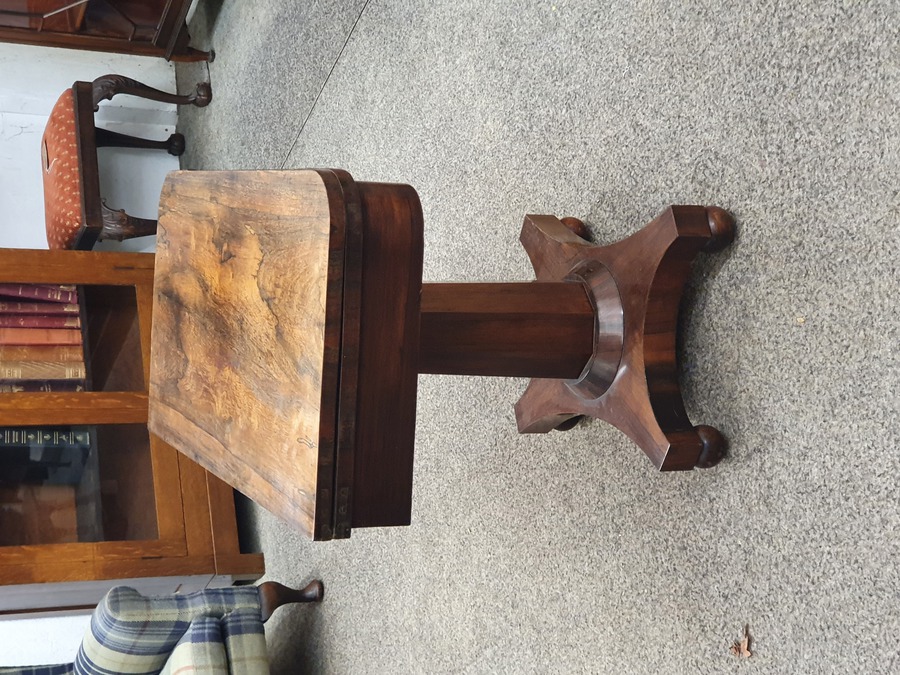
(149, 169, 424, 540)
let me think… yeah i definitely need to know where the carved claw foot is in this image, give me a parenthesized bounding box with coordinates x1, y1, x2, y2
(92, 74, 214, 112)
(100, 202, 158, 241)
(192, 82, 213, 107)
(167, 133, 186, 156)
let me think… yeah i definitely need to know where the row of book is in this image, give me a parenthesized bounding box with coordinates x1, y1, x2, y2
(0, 283, 87, 393)
(0, 426, 94, 546)
(0, 286, 95, 544)
(0, 426, 92, 487)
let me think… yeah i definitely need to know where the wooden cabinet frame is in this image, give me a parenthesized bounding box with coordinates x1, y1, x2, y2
(0, 249, 262, 604)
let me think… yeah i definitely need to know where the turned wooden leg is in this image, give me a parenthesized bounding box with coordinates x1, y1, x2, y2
(95, 127, 186, 156)
(258, 580, 324, 622)
(92, 74, 212, 110)
(100, 202, 158, 241)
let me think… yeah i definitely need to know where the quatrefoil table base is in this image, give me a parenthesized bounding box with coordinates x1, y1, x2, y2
(511, 206, 735, 471)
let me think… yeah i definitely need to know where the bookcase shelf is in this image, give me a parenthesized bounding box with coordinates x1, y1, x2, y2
(0, 248, 264, 613)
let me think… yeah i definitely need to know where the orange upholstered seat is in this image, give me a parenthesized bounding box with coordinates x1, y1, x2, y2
(42, 90, 84, 250)
(41, 75, 209, 249)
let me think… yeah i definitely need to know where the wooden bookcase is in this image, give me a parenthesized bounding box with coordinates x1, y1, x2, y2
(0, 0, 209, 62)
(0, 248, 263, 613)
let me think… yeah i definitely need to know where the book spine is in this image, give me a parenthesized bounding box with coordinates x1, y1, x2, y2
(0, 345, 84, 362)
(0, 284, 78, 304)
(0, 301, 79, 315)
(0, 426, 91, 447)
(0, 315, 81, 329)
(0, 327, 82, 345)
(0, 380, 85, 393)
(0, 362, 86, 381)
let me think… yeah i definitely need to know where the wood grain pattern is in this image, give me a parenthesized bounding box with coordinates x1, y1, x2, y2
(149, 170, 427, 539)
(174, 448, 213, 557)
(0, 391, 148, 425)
(0, 559, 94, 586)
(149, 170, 352, 540)
(0, 249, 154, 285)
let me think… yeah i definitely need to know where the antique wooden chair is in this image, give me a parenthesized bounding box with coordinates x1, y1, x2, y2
(41, 74, 212, 250)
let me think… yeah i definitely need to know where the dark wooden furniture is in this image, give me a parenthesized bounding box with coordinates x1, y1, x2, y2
(42, 73, 211, 250)
(0, 0, 210, 61)
(149, 170, 734, 541)
(0, 247, 264, 610)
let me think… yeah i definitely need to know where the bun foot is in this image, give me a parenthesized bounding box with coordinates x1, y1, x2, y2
(704, 207, 735, 252)
(560, 217, 591, 241)
(694, 425, 726, 468)
(193, 82, 213, 107)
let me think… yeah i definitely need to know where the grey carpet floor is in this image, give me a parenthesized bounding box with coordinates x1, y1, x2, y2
(176, 1, 899, 673)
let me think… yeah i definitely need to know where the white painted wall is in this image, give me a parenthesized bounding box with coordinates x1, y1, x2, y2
(0, 42, 182, 253)
(0, 613, 92, 666)
(0, 42, 181, 666)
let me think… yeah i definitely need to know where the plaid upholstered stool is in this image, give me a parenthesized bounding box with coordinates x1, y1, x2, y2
(42, 74, 212, 250)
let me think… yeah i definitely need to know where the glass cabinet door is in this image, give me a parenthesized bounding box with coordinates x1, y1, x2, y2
(0, 423, 158, 545)
(0, 282, 160, 546)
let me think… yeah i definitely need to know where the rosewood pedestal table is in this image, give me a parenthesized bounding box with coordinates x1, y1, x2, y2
(148, 170, 733, 541)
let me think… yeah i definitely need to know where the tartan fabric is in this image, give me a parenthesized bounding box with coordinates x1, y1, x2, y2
(0, 666, 74, 675)
(220, 611, 269, 674)
(158, 617, 227, 675)
(72, 586, 265, 675)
